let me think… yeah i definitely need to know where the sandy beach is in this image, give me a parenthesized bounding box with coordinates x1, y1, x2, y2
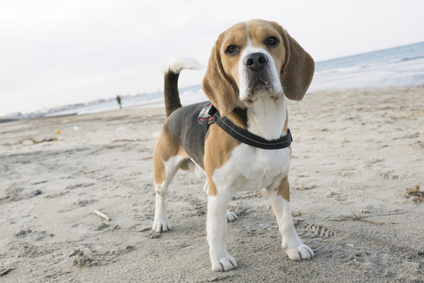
(1, 87, 423, 282)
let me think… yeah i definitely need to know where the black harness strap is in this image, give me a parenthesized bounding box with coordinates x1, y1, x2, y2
(198, 103, 217, 134)
(198, 103, 292, 150)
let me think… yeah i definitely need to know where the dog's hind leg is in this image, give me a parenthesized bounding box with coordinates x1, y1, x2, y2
(226, 209, 238, 222)
(152, 130, 187, 232)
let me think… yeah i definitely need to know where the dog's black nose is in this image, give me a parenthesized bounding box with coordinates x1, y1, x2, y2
(244, 52, 268, 72)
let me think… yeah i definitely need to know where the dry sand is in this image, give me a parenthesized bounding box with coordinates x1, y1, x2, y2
(1, 87, 423, 282)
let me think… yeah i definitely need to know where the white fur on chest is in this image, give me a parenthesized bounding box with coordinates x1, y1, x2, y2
(212, 145, 291, 193)
(213, 94, 290, 193)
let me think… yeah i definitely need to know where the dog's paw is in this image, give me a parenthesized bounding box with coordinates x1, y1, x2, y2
(152, 219, 170, 232)
(226, 210, 238, 222)
(284, 243, 314, 261)
(211, 254, 237, 272)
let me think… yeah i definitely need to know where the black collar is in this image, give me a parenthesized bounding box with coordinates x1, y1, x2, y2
(199, 103, 292, 150)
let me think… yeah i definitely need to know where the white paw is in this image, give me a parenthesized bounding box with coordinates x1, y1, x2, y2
(211, 254, 237, 272)
(284, 243, 314, 260)
(152, 218, 170, 232)
(226, 210, 238, 222)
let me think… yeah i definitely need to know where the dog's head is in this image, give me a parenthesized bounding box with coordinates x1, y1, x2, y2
(203, 19, 314, 116)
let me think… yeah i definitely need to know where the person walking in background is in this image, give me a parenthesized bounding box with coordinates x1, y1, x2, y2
(116, 95, 122, 109)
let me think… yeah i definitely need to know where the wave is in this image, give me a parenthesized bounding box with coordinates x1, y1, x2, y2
(393, 55, 424, 63)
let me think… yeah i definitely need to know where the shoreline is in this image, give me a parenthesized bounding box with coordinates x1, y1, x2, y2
(3, 86, 422, 123)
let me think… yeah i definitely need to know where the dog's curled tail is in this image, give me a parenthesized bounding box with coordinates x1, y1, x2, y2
(163, 57, 203, 117)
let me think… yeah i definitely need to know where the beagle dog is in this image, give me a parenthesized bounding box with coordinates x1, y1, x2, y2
(152, 19, 315, 271)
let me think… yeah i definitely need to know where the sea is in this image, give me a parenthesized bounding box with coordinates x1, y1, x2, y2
(8, 41, 424, 119)
(309, 41, 424, 91)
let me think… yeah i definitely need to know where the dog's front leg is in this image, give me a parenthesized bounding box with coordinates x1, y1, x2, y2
(267, 176, 314, 260)
(207, 190, 237, 271)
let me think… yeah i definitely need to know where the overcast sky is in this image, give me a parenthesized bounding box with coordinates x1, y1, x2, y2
(1, 0, 423, 116)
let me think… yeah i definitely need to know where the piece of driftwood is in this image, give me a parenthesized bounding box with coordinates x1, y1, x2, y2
(93, 210, 111, 221)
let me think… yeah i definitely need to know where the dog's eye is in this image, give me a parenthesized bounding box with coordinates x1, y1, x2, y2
(225, 45, 239, 55)
(265, 36, 278, 46)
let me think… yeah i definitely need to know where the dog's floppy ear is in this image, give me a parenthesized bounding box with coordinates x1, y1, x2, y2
(202, 37, 238, 116)
(280, 28, 315, 101)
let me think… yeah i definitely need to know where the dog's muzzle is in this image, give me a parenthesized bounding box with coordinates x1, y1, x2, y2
(243, 52, 281, 102)
(245, 52, 268, 73)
